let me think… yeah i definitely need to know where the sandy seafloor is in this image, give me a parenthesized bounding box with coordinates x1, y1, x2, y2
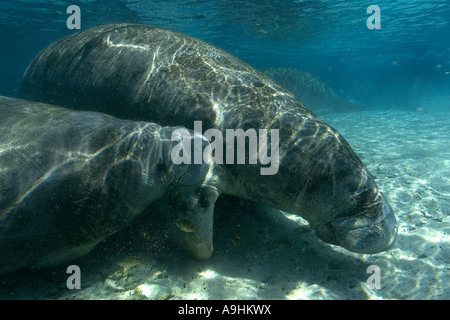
(0, 109, 448, 300)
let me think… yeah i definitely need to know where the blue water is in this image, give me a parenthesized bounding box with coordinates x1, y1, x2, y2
(0, 0, 449, 300)
(1, 0, 449, 111)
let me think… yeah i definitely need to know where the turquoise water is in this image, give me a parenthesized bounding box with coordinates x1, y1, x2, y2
(1, 0, 449, 112)
(0, 0, 449, 300)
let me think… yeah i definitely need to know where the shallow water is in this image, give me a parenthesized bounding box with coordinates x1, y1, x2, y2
(1, 109, 448, 300)
(0, 0, 449, 300)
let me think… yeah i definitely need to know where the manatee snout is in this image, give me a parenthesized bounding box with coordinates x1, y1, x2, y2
(315, 192, 398, 254)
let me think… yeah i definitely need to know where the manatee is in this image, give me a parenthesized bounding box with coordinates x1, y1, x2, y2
(0, 95, 224, 273)
(260, 67, 360, 113)
(21, 24, 398, 255)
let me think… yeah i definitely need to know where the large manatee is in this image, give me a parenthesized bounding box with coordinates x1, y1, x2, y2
(0, 95, 222, 273)
(21, 24, 397, 256)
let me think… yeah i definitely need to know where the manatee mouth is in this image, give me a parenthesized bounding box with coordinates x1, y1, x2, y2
(314, 193, 398, 254)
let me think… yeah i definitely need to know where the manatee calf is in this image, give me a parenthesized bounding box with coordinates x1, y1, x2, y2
(0, 95, 224, 273)
(21, 24, 397, 255)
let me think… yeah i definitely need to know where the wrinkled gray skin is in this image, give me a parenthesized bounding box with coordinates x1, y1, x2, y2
(0, 96, 219, 273)
(22, 24, 398, 256)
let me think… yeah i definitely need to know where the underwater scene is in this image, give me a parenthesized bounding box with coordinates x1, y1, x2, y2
(0, 0, 448, 301)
